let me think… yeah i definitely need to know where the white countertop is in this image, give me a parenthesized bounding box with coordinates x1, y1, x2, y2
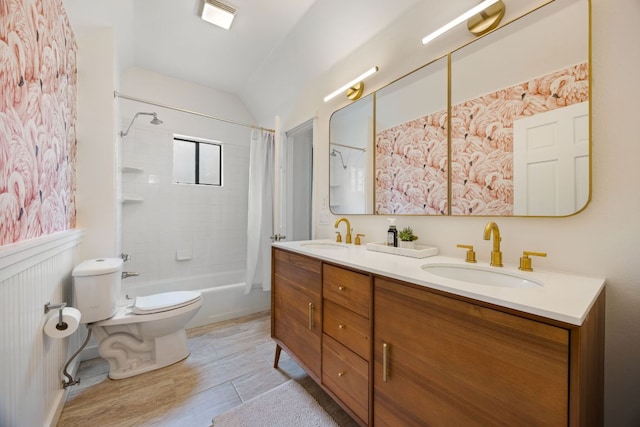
(273, 240, 606, 326)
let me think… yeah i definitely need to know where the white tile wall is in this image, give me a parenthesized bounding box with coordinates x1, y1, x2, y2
(121, 125, 250, 284)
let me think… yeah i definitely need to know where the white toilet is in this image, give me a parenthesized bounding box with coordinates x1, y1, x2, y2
(72, 258, 203, 379)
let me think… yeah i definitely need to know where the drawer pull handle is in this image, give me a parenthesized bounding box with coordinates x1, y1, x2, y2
(383, 342, 390, 383)
(338, 324, 345, 330)
(338, 286, 345, 291)
(308, 303, 314, 330)
(338, 372, 345, 377)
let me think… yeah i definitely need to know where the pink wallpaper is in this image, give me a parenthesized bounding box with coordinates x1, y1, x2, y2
(0, 0, 77, 245)
(375, 63, 589, 215)
(376, 112, 449, 214)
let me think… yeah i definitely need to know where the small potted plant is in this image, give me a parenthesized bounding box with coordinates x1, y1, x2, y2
(398, 226, 418, 249)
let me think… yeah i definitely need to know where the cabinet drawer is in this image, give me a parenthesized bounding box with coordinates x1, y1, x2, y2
(323, 299, 370, 361)
(323, 264, 370, 318)
(322, 335, 368, 424)
(274, 248, 322, 296)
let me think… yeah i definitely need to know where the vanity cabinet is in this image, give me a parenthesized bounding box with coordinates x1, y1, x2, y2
(271, 246, 604, 427)
(373, 276, 605, 427)
(271, 248, 322, 380)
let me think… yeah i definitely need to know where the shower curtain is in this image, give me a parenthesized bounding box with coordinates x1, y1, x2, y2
(245, 129, 275, 294)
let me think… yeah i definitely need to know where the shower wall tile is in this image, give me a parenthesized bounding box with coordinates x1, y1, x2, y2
(121, 127, 250, 285)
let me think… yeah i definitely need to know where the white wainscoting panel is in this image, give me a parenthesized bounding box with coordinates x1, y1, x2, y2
(0, 229, 83, 427)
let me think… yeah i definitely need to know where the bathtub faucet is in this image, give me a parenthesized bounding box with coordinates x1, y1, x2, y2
(122, 271, 139, 279)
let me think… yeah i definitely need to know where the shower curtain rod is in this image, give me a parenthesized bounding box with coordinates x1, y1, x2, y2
(114, 91, 275, 133)
(330, 142, 366, 152)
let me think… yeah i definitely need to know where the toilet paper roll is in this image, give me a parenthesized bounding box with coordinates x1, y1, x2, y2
(43, 307, 81, 338)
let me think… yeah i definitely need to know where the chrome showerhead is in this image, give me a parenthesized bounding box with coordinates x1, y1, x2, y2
(120, 112, 163, 137)
(149, 114, 163, 125)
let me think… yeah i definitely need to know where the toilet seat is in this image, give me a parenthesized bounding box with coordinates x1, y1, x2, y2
(133, 291, 202, 314)
(92, 292, 203, 326)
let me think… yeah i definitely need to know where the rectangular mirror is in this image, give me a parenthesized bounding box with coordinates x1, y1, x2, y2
(450, 0, 589, 216)
(329, 0, 590, 217)
(329, 94, 374, 214)
(375, 56, 449, 215)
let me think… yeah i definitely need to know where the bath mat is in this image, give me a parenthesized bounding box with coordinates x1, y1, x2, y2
(213, 379, 339, 427)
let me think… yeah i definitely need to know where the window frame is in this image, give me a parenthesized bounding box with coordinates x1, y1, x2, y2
(172, 135, 223, 186)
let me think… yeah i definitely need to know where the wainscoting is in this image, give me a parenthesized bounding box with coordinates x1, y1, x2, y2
(0, 230, 84, 427)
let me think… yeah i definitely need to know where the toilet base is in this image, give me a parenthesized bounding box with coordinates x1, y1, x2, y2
(92, 325, 191, 379)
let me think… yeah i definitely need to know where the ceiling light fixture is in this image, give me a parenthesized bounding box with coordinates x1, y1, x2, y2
(200, 0, 236, 30)
(421, 0, 500, 46)
(323, 66, 379, 103)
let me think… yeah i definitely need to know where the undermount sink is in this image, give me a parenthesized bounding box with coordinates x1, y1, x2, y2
(300, 242, 348, 250)
(421, 264, 542, 288)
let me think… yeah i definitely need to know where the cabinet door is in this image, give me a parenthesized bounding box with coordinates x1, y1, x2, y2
(272, 249, 322, 378)
(374, 277, 570, 427)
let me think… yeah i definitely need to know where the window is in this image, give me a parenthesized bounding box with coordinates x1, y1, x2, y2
(173, 136, 222, 186)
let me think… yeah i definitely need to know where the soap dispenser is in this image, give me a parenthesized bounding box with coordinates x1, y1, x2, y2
(387, 218, 398, 247)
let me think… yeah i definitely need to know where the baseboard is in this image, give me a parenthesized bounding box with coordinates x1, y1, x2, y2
(45, 388, 69, 427)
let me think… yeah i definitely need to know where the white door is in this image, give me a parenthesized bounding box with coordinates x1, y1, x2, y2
(513, 101, 589, 216)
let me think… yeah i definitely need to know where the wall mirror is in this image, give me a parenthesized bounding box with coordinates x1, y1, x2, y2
(375, 56, 448, 215)
(329, 93, 374, 214)
(450, 0, 589, 216)
(329, 0, 590, 217)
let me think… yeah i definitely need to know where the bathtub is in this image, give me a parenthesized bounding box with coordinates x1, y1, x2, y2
(123, 270, 271, 328)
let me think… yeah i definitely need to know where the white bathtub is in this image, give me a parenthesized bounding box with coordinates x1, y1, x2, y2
(124, 270, 271, 328)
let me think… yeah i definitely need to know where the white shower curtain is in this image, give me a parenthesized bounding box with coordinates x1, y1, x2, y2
(245, 129, 275, 294)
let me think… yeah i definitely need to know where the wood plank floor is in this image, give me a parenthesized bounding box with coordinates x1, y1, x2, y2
(57, 311, 359, 427)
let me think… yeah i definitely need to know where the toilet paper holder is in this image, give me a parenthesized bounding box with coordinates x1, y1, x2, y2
(44, 302, 68, 330)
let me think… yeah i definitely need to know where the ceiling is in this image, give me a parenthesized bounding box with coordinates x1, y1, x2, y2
(64, 0, 421, 110)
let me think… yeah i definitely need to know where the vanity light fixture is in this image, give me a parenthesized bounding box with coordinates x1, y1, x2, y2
(200, 0, 236, 30)
(323, 66, 379, 102)
(421, 0, 502, 45)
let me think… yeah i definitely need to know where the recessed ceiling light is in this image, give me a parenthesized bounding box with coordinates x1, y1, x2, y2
(200, 0, 236, 30)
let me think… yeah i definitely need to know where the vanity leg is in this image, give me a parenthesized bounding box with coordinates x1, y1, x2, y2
(274, 344, 282, 369)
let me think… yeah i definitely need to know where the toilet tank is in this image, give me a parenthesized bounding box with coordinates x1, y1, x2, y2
(72, 258, 123, 323)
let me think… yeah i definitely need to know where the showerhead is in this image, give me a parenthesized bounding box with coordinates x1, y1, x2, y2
(120, 112, 163, 137)
(150, 114, 163, 125)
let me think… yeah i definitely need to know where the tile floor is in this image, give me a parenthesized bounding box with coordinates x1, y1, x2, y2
(57, 311, 359, 427)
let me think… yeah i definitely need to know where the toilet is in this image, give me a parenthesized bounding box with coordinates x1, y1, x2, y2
(72, 258, 203, 379)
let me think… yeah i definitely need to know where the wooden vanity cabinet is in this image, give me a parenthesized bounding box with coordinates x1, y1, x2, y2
(373, 276, 605, 427)
(271, 248, 322, 380)
(272, 247, 604, 427)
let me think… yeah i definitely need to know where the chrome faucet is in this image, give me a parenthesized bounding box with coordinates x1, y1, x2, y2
(334, 217, 352, 244)
(483, 221, 503, 267)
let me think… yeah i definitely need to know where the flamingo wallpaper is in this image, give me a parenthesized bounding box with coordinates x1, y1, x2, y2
(375, 62, 589, 216)
(0, 0, 77, 245)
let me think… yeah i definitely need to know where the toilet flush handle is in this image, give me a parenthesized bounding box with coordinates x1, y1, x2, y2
(122, 272, 139, 279)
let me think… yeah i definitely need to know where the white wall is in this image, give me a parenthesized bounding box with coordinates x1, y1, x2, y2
(74, 27, 119, 260)
(271, 0, 640, 425)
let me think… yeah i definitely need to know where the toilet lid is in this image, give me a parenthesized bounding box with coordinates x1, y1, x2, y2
(133, 291, 202, 314)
